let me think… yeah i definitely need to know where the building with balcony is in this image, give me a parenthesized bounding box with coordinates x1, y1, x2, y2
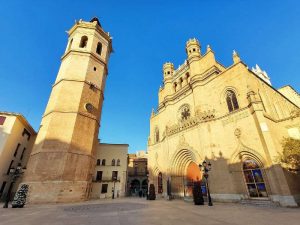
(0, 112, 36, 201)
(90, 143, 128, 199)
(127, 151, 148, 196)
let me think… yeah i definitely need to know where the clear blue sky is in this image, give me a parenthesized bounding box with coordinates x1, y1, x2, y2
(0, 0, 299, 153)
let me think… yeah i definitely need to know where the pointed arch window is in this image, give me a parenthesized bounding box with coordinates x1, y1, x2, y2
(96, 42, 102, 55)
(79, 36, 88, 48)
(111, 159, 115, 166)
(226, 90, 239, 112)
(101, 159, 106, 166)
(243, 158, 267, 197)
(117, 159, 120, 166)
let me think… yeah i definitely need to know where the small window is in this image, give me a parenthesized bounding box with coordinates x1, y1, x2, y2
(96, 171, 103, 181)
(112, 159, 115, 166)
(96, 159, 101, 166)
(22, 128, 31, 140)
(167, 71, 170, 74)
(226, 90, 239, 112)
(193, 48, 196, 52)
(79, 36, 88, 48)
(117, 159, 120, 166)
(101, 159, 106, 166)
(0, 116, 6, 125)
(101, 184, 108, 193)
(112, 171, 118, 180)
(14, 144, 21, 157)
(94, 67, 97, 71)
(20, 148, 26, 160)
(96, 42, 102, 55)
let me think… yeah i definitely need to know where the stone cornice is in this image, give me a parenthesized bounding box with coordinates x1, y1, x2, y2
(52, 78, 105, 99)
(61, 50, 108, 75)
(42, 110, 101, 127)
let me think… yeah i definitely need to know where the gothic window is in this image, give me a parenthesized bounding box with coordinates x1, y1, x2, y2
(226, 90, 239, 112)
(101, 159, 106, 166)
(155, 128, 159, 143)
(158, 172, 163, 193)
(79, 36, 88, 48)
(111, 159, 115, 166)
(117, 159, 120, 166)
(96, 42, 102, 55)
(243, 159, 267, 198)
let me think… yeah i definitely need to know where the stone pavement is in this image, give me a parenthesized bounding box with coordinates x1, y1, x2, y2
(0, 198, 299, 225)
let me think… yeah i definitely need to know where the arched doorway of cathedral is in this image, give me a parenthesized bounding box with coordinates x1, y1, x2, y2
(242, 158, 268, 198)
(169, 148, 202, 198)
(185, 162, 202, 197)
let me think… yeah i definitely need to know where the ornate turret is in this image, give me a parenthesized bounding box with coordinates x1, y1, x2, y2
(186, 38, 201, 59)
(163, 62, 174, 80)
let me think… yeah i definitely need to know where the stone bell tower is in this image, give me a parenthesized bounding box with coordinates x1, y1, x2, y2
(22, 18, 113, 203)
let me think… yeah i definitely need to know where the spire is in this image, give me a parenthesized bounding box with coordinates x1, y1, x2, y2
(207, 44, 212, 53)
(251, 64, 272, 85)
(151, 108, 155, 117)
(233, 50, 241, 64)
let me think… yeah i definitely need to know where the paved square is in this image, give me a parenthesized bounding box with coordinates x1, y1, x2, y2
(0, 198, 299, 225)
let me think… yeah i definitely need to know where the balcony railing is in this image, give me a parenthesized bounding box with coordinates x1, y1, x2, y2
(93, 177, 120, 182)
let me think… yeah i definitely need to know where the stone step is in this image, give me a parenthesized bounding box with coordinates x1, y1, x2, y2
(240, 199, 280, 207)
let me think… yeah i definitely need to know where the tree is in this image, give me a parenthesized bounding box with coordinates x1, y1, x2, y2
(280, 137, 300, 171)
(192, 181, 204, 205)
(148, 184, 156, 200)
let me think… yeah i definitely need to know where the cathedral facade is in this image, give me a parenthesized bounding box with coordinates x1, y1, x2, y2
(147, 39, 300, 207)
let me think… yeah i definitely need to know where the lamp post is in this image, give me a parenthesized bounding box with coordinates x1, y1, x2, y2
(3, 163, 24, 208)
(199, 160, 213, 206)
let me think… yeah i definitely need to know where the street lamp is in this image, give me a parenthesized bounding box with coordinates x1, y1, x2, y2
(199, 160, 213, 206)
(3, 163, 24, 208)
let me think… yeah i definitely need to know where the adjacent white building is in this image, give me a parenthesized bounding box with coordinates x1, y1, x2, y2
(0, 112, 36, 200)
(90, 143, 128, 199)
